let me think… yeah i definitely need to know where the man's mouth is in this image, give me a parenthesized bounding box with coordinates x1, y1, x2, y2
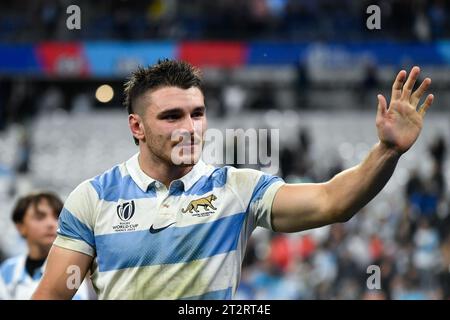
(174, 136, 202, 147)
(178, 142, 200, 147)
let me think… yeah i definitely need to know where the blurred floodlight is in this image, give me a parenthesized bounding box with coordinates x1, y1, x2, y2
(95, 84, 114, 103)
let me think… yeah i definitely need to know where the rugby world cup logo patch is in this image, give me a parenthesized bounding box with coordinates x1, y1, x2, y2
(117, 200, 135, 221)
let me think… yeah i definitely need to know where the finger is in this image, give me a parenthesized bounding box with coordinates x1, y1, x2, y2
(411, 77, 431, 107)
(401, 66, 420, 101)
(418, 94, 434, 116)
(391, 70, 407, 101)
(377, 94, 387, 117)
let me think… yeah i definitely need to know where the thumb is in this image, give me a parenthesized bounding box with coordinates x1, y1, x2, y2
(377, 94, 387, 117)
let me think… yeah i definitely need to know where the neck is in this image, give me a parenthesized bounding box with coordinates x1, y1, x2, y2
(138, 148, 194, 188)
(27, 242, 50, 260)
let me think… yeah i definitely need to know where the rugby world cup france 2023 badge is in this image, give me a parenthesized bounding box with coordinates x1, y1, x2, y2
(113, 200, 139, 232)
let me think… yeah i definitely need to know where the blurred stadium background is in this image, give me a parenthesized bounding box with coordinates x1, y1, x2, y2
(0, 0, 450, 299)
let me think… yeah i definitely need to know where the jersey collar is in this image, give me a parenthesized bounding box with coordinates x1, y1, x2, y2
(126, 153, 211, 193)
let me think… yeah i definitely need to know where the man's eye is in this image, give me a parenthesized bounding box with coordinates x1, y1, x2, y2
(164, 115, 179, 120)
(192, 112, 204, 118)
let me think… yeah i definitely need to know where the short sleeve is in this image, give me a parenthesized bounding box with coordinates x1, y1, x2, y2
(227, 167, 284, 231)
(54, 180, 97, 257)
(247, 174, 285, 230)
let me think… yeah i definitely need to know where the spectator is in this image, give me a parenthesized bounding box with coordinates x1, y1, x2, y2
(0, 192, 95, 300)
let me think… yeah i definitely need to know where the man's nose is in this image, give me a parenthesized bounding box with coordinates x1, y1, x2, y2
(183, 116, 195, 134)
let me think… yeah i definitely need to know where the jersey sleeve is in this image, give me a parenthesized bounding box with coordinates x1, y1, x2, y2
(227, 167, 285, 231)
(53, 180, 97, 257)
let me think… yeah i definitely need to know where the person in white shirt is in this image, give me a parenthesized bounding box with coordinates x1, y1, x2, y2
(0, 192, 94, 300)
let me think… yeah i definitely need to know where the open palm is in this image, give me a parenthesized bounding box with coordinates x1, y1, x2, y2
(376, 66, 434, 155)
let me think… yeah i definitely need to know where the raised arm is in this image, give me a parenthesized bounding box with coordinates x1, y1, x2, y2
(32, 246, 93, 300)
(271, 66, 434, 233)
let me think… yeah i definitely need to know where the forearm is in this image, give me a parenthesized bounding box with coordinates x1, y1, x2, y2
(324, 142, 400, 222)
(32, 286, 69, 300)
(32, 270, 78, 300)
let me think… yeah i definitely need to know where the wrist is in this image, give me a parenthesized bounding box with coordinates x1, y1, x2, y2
(377, 141, 402, 159)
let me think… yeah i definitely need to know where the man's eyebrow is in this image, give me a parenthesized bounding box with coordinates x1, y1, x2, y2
(157, 108, 184, 117)
(157, 106, 206, 117)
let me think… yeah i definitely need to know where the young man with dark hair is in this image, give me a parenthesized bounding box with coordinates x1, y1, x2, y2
(0, 192, 93, 299)
(33, 60, 433, 299)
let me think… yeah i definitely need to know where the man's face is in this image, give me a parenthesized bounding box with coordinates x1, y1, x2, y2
(16, 199, 59, 249)
(136, 86, 207, 166)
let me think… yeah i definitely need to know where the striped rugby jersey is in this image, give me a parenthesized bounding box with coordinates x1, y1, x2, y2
(54, 153, 284, 299)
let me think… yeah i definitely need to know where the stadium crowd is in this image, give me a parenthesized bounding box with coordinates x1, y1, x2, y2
(0, 0, 449, 42)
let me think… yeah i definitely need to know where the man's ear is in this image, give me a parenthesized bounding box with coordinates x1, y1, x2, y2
(15, 223, 27, 238)
(128, 114, 146, 142)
